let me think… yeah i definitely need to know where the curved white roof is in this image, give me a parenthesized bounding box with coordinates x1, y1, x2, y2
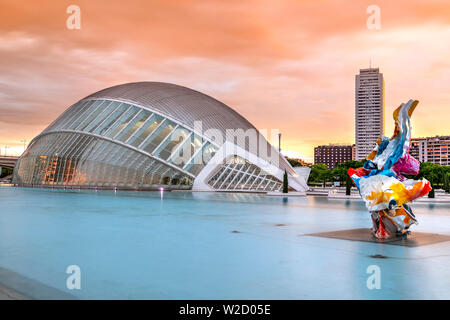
(84, 82, 255, 135)
(82, 82, 294, 174)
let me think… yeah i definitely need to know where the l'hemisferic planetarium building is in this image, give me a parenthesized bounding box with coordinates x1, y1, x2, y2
(13, 82, 308, 192)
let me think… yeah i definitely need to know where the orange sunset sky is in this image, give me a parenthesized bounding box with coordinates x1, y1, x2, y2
(0, 0, 449, 161)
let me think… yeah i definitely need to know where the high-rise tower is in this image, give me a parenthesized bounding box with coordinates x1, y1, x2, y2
(355, 68, 384, 160)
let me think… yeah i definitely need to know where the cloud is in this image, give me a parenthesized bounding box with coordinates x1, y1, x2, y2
(0, 0, 449, 158)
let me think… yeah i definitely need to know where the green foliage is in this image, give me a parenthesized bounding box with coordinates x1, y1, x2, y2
(308, 160, 367, 187)
(412, 162, 449, 192)
(287, 158, 303, 167)
(334, 160, 366, 193)
(444, 172, 450, 193)
(0, 167, 13, 178)
(331, 165, 347, 183)
(307, 159, 449, 193)
(319, 170, 333, 188)
(345, 174, 352, 195)
(332, 160, 367, 182)
(308, 163, 333, 187)
(283, 170, 288, 193)
(308, 163, 327, 184)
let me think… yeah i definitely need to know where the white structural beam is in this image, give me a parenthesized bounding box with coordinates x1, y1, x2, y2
(192, 141, 309, 192)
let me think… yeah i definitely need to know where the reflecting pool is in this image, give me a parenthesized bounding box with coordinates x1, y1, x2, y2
(0, 186, 449, 299)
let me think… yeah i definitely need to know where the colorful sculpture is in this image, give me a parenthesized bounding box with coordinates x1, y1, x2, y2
(348, 100, 432, 239)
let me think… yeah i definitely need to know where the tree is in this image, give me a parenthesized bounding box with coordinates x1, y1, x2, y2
(444, 172, 450, 193)
(308, 160, 368, 187)
(331, 160, 366, 191)
(0, 167, 13, 178)
(308, 163, 329, 186)
(333, 160, 366, 179)
(287, 158, 303, 167)
(319, 169, 333, 188)
(414, 162, 442, 198)
(441, 167, 450, 193)
(331, 165, 347, 184)
(346, 174, 352, 195)
(283, 170, 289, 193)
(428, 186, 435, 198)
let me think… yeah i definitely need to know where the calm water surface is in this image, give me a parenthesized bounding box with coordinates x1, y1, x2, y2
(0, 186, 449, 299)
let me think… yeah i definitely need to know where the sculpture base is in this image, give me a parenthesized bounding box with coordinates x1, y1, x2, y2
(307, 228, 450, 247)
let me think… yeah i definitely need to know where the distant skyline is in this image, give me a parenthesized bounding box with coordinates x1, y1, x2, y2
(1, 0, 450, 161)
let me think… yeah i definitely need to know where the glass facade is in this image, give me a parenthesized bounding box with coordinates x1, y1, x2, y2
(14, 95, 286, 192)
(206, 156, 283, 192)
(13, 98, 219, 190)
(14, 132, 193, 189)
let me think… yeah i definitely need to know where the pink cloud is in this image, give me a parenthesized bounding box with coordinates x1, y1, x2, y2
(0, 0, 449, 160)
